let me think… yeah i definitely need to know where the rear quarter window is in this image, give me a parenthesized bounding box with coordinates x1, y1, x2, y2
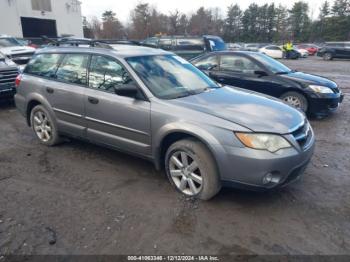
(25, 53, 62, 78)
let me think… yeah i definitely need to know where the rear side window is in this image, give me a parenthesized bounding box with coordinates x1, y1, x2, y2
(88, 55, 132, 93)
(220, 55, 261, 73)
(55, 54, 89, 85)
(25, 53, 62, 78)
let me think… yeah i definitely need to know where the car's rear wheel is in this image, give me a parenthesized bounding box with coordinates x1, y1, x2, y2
(30, 105, 61, 146)
(280, 91, 308, 113)
(323, 53, 333, 61)
(165, 139, 221, 200)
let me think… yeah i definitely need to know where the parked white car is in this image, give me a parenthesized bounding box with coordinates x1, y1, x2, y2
(296, 48, 309, 58)
(259, 45, 284, 59)
(0, 35, 35, 65)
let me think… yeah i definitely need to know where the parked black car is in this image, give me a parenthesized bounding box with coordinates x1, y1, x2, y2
(141, 35, 227, 59)
(0, 52, 19, 100)
(191, 51, 344, 117)
(317, 42, 350, 60)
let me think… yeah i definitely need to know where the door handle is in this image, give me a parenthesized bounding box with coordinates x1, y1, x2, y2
(88, 96, 99, 104)
(46, 87, 54, 94)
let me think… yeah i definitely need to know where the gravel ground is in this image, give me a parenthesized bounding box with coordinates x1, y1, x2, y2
(0, 56, 349, 256)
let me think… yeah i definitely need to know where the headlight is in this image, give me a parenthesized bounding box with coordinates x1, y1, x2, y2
(309, 85, 333, 94)
(235, 132, 291, 153)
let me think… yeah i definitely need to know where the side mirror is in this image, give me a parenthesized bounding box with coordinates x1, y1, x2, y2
(198, 64, 217, 71)
(114, 83, 139, 98)
(254, 70, 268, 77)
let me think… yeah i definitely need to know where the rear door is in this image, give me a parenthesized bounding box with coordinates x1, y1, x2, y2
(85, 55, 151, 156)
(24, 53, 88, 137)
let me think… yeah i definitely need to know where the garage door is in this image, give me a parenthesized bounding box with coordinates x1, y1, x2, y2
(21, 17, 58, 38)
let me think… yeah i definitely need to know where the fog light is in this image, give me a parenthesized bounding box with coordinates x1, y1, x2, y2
(263, 173, 273, 184)
(263, 172, 281, 185)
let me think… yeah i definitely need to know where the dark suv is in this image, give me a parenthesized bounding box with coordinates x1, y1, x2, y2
(317, 42, 350, 60)
(0, 52, 19, 100)
(141, 35, 227, 59)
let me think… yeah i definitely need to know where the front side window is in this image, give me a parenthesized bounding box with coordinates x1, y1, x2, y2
(25, 53, 62, 78)
(220, 55, 260, 73)
(126, 55, 219, 99)
(55, 54, 89, 85)
(89, 55, 132, 93)
(249, 53, 292, 74)
(193, 55, 219, 70)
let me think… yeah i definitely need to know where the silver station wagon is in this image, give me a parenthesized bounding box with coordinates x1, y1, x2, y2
(15, 43, 315, 200)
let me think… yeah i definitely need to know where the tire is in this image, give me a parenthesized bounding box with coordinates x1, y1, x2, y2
(323, 53, 333, 61)
(165, 139, 221, 200)
(30, 105, 61, 146)
(280, 91, 308, 113)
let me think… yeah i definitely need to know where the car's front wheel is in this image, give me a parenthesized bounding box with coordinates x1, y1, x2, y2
(30, 105, 61, 146)
(323, 52, 333, 61)
(165, 139, 221, 200)
(280, 91, 308, 113)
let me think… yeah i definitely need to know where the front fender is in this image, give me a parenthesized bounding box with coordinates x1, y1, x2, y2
(152, 121, 245, 171)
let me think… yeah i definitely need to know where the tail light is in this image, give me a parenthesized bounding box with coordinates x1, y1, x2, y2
(15, 74, 22, 88)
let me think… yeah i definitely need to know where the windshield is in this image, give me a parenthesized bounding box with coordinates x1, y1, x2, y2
(0, 37, 22, 48)
(250, 53, 292, 74)
(126, 55, 220, 99)
(207, 37, 227, 51)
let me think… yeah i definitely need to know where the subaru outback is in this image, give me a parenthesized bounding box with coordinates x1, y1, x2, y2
(15, 44, 315, 200)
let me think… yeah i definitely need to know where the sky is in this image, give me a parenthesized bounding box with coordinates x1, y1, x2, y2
(81, 0, 328, 24)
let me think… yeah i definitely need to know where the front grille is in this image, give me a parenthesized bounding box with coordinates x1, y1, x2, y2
(291, 122, 312, 149)
(0, 69, 18, 87)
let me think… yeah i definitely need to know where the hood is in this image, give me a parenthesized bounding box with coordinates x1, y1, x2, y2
(0, 46, 35, 55)
(168, 87, 305, 134)
(281, 71, 338, 89)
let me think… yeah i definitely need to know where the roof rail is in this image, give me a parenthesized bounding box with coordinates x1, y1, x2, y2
(99, 39, 140, 45)
(41, 36, 114, 49)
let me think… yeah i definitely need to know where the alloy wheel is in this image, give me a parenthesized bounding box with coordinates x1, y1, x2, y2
(168, 151, 203, 196)
(283, 96, 302, 109)
(33, 110, 52, 142)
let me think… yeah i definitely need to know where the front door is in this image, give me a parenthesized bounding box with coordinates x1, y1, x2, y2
(211, 55, 263, 89)
(85, 55, 151, 157)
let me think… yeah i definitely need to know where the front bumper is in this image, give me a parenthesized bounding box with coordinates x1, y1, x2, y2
(308, 91, 344, 116)
(214, 129, 315, 190)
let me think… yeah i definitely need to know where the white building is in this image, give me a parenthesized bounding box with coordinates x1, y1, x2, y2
(0, 0, 83, 38)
